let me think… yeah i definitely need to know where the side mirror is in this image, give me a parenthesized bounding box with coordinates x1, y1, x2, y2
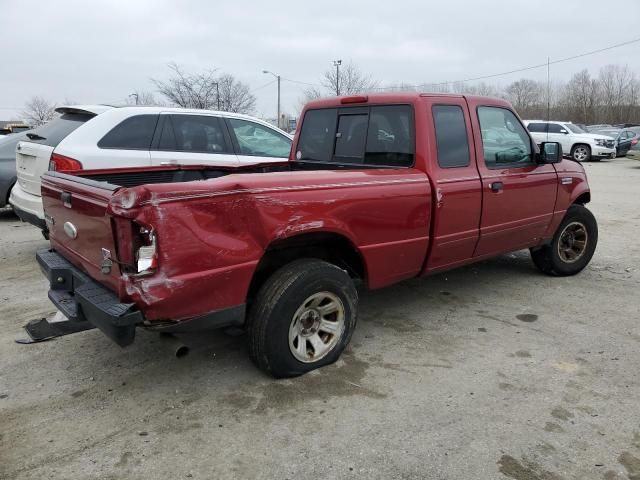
(559, 129, 568, 134)
(538, 142, 562, 164)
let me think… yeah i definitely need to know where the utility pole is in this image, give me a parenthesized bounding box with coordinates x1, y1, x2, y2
(263, 70, 281, 129)
(333, 59, 342, 96)
(214, 82, 220, 110)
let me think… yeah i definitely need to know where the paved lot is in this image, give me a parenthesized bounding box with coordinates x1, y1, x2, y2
(1, 158, 640, 480)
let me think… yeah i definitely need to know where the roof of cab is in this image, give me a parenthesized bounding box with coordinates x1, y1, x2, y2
(303, 92, 512, 110)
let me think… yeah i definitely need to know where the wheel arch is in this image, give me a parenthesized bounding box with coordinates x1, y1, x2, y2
(573, 191, 591, 205)
(247, 231, 368, 303)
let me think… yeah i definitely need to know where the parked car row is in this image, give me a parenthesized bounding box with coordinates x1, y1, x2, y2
(8, 105, 293, 235)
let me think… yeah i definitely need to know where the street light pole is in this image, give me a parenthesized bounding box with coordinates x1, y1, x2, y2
(263, 70, 281, 129)
(333, 59, 342, 96)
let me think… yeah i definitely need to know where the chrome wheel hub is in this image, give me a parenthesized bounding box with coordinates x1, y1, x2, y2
(289, 292, 345, 363)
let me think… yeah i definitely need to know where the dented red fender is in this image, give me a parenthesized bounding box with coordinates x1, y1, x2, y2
(115, 169, 432, 322)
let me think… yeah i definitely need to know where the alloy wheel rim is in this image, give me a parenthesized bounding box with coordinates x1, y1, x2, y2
(557, 221, 588, 263)
(574, 147, 588, 161)
(288, 292, 345, 363)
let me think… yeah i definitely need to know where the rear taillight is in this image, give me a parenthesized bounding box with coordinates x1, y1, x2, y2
(136, 226, 157, 274)
(49, 153, 83, 172)
(632, 139, 638, 145)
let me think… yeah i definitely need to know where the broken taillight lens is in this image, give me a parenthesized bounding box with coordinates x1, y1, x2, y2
(136, 226, 157, 274)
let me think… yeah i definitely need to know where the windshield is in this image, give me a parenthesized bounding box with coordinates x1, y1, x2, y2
(565, 124, 586, 134)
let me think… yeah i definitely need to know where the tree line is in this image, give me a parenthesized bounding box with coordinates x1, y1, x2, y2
(303, 62, 640, 125)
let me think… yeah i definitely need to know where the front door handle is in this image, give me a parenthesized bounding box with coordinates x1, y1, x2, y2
(490, 181, 503, 192)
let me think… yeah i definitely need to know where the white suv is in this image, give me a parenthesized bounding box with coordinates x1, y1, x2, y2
(10, 105, 292, 233)
(523, 120, 616, 162)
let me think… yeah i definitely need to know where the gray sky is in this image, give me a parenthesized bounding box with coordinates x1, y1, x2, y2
(1, 0, 640, 121)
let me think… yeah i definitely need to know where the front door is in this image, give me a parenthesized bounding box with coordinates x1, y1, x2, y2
(468, 103, 558, 257)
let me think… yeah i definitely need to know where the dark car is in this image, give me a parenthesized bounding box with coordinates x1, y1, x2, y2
(593, 128, 639, 156)
(0, 131, 31, 208)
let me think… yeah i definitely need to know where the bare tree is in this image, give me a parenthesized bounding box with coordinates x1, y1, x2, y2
(322, 61, 378, 96)
(562, 70, 599, 124)
(505, 79, 543, 116)
(217, 74, 256, 114)
(21, 96, 57, 127)
(153, 63, 220, 109)
(153, 63, 255, 114)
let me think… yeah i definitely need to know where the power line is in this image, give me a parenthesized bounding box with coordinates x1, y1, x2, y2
(280, 35, 640, 92)
(373, 36, 640, 90)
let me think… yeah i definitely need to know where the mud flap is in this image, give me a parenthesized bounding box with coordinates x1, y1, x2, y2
(16, 312, 96, 344)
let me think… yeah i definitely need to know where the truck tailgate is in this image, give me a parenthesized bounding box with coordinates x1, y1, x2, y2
(41, 173, 122, 291)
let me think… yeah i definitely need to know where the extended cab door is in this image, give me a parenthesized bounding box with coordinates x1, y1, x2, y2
(150, 113, 239, 166)
(467, 101, 557, 257)
(421, 97, 482, 272)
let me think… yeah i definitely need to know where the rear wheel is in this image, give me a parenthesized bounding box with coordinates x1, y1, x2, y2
(530, 204, 598, 276)
(247, 259, 358, 378)
(571, 144, 591, 162)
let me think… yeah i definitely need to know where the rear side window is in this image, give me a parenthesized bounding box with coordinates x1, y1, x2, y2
(28, 113, 94, 147)
(227, 118, 291, 157)
(158, 115, 230, 154)
(98, 114, 158, 150)
(432, 105, 470, 168)
(297, 105, 414, 167)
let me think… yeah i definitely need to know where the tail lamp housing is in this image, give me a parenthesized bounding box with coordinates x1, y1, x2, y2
(136, 225, 157, 274)
(49, 153, 83, 172)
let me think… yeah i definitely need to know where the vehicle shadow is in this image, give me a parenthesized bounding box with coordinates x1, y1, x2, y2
(0, 207, 18, 221)
(15, 250, 540, 382)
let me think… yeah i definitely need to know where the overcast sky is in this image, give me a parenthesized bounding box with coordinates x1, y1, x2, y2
(1, 0, 640, 121)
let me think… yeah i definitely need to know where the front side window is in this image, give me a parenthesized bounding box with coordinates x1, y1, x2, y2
(477, 107, 532, 168)
(526, 123, 547, 133)
(98, 114, 158, 150)
(297, 105, 414, 167)
(159, 115, 230, 154)
(228, 118, 291, 157)
(432, 105, 470, 168)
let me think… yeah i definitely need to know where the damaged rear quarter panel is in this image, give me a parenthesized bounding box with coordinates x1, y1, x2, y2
(121, 168, 432, 322)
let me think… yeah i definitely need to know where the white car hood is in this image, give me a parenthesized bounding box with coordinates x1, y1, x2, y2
(575, 133, 615, 141)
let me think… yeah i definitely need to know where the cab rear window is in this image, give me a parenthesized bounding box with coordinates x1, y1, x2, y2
(296, 105, 414, 167)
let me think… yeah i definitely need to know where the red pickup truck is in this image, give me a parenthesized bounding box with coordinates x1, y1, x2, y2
(35, 93, 597, 377)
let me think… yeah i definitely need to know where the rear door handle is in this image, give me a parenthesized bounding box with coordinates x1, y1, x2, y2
(490, 181, 503, 192)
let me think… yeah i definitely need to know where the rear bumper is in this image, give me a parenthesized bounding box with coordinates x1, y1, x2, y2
(37, 249, 142, 346)
(37, 249, 247, 346)
(10, 182, 45, 228)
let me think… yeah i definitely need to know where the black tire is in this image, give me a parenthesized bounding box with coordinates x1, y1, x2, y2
(530, 204, 598, 276)
(571, 144, 591, 162)
(247, 259, 358, 378)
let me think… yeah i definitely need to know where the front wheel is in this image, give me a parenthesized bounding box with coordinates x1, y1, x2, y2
(530, 204, 598, 276)
(571, 144, 591, 162)
(247, 259, 358, 378)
